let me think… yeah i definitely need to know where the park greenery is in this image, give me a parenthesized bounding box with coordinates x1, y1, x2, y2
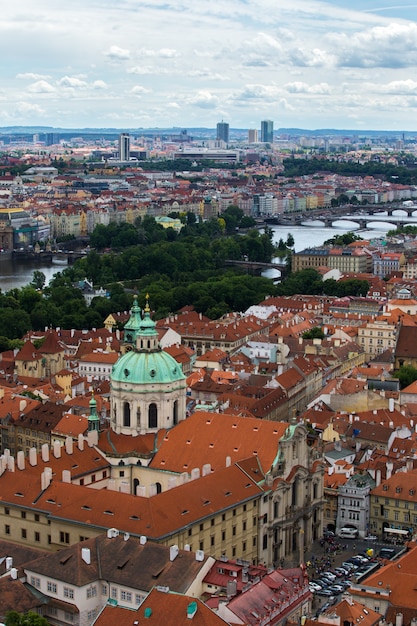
(281, 157, 417, 186)
(386, 225, 417, 237)
(0, 215, 371, 345)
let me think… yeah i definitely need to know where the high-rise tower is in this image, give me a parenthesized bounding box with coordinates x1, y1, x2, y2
(260, 120, 274, 143)
(216, 121, 229, 143)
(118, 133, 131, 161)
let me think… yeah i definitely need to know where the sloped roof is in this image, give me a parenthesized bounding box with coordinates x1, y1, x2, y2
(149, 411, 289, 475)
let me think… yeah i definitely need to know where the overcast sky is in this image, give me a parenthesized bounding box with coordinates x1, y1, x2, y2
(2, 0, 417, 131)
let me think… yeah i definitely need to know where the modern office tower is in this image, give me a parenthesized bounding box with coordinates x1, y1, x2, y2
(118, 133, 131, 161)
(216, 122, 229, 143)
(260, 120, 274, 143)
(248, 129, 258, 143)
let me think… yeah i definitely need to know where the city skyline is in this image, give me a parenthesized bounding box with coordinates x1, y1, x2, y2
(2, 1, 417, 131)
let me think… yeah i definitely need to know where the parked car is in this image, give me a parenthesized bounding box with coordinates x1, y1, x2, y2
(338, 527, 359, 539)
(329, 584, 344, 594)
(309, 581, 323, 592)
(316, 588, 333, 597)
(322, 571, 337, 581)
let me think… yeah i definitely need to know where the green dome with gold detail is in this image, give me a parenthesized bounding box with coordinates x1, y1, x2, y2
(111, 294, 185, 386)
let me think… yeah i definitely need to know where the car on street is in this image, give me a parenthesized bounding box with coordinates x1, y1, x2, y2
(316, 588, 333, 597)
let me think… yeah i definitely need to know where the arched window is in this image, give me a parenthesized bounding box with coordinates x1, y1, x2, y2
(148, 403, 157, 429)
(123, 402, 131, 427)
(155, 482, 162, 494)
(133, 478, 140, 494)
(173, 400, 179, 425)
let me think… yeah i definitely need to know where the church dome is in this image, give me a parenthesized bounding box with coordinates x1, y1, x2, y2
(112, 349, 184, 385)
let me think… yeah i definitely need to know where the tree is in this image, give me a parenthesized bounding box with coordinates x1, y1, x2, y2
(302, 327, 325, 340)
(5, 611, 49, 626)
(394, 365, 417, 389)
(30, 270, 46, 290)
(286, 233, 295, 248)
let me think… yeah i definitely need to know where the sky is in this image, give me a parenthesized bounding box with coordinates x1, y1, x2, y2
(2, 0, 417, 131)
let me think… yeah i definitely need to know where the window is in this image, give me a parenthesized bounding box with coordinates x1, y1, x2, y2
(4, 508, 9, 515)
(30, 576, 40, 588)
(232, 526, 236, 536)
(119, 471, 125, 478)
(47, 581, 57, 594)
(64, 613, 74, 623)
(34, 514, 39, 522)
(21, 511, 26, 519)
(199, 523, 204, 531)
(102, 584, 108, 596)
(87, 586, 97, 599)
(60, 531, 70, 544)
(148, 403, 158, 429)
(135, 593, 143, 605)
(242, 541, 246, 552)
(199, 541, 204, 551)
(222, 530, 226, 541)
(21, 529, 27, 539)
(111, 587, 117, 599)
(87, 610, 97, 621)
(64, 587, 74, 599)
(5, 525, 10, 535)
(222, 514, 226, 522)
(34, 531, 40, 542)
(121, 590, 132, 602)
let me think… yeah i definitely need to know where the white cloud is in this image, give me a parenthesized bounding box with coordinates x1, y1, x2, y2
(92, 80, 107, 90)
(188, 90, 219, 109)
(104, 45, 131, 61)
(285, 81, 331, 94)
(16, 72, 50, 80)
(130, 85, 151, 95)
(27, 80, 55, 93)
(58, 76, 88, 89)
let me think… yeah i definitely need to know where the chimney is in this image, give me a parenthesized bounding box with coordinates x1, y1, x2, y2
(7, 456, 15, 473)
(389, 397, 395, 412)
(41, 443, 49, 463)
(65, 437, 73, 455)
(62, 470, 71, 483)
(10, 568, 17, 580)
(191, 467, 200, 480)
(170, 545, 179, 561)
(41, 470, 52, 490)
(396, 614, 403, 626)
(87, 430, 98, 446)
(202, 463, 211, 476)
(17, 450, 25, 471)
(29, 447, 37, 466)
(386, 461, 393, 480)
(81, 547, 91, 564)
(376, 469, 381, 486)
(140, 535, 147, 545)
(53, 440, 61, 458)
(149, 484, 157, 497)
(226, 456, 231, 467)
(5, 557, 13, 570)
(136, 485, 146, 497)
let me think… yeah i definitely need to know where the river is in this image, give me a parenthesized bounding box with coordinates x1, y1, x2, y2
(0, 214, 403, 291)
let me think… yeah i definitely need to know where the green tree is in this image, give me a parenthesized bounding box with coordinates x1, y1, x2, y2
(30, 270, 46, 290)
(302, 327, 325, 339)
(394, 365, 417, 389)
(286, 233, 295, 248)
(5, 611, 49, 626)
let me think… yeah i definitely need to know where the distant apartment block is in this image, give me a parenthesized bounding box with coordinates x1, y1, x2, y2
(216, 121, 229, 143)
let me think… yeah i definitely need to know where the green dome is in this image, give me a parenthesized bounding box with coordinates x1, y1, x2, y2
(111, 349, 185, 385)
